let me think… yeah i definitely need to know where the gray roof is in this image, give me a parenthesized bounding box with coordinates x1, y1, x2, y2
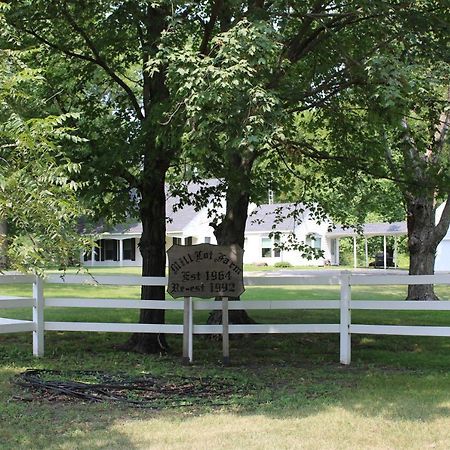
(106, 222, 142, 235)
(328, 222, 407, 237)
(93, 180, 408, 239)
(99, 179, 220, 235)
(102, 201, 307, 236)
(165, 179, 220, 232)
(246, 203, 309, 232)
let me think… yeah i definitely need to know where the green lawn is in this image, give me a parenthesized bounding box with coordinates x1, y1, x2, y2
(1, 269, 449, 449)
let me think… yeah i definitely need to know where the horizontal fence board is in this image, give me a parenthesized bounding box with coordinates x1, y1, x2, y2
(0, 298, 34, 309)
(46, 275, 167, 286)
(350, 274, 450, 286)
(193, 324, 222, 334)
(234, 300, 340, 310)
(0, 275, 36, 284)
(4, 273, 450, 288)
(0, 323, 35, 333)
(44, 321, 183, 334)
(350, 324, 450, 337)
(193, 301, 222, 311)
(193, 300, 340, 311)
(0, 318, 35, 333)
(351, 300, 450, 311)
(193, 323, 339, 334)
(229, 324, 340, 334)
(243, 275, 341, 286)
(45, 298, 184, 310)
(0, 317, 33, 325)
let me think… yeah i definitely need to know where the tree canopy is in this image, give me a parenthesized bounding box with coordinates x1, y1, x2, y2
(0, 7, 88, 272)
(286, 5, 450, 298)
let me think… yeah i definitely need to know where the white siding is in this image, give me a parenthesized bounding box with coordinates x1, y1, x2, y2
(435, 202, 450, 272)
(435, 240, 450, 272)
(243, 218, 332, 267)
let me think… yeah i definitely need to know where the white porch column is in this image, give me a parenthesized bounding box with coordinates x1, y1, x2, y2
(364, 237, 369, 268)
(119, 239, 124, 266)
(393, 236, 398, 268)
(353, 236, 357, 268)
(383, 235, 387, 269)
(91, 246, 95, 265)
(336, 238, 340, 265)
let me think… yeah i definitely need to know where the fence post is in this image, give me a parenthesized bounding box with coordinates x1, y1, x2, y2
(340, 271, 351, 365)
(222, 296, 230, 366)
(32, 276, 44, 357)
(182, 296, 193, 364)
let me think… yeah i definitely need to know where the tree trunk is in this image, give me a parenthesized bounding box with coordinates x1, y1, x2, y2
(0, 220, 7, 269)
(127, 4, 171, 353)
(128, 169, 169, 353)
(406, 195, 439, 300)
(207, 187, 255, 325)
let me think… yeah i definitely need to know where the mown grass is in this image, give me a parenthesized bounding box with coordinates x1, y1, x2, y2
(1, 269, 449, 449)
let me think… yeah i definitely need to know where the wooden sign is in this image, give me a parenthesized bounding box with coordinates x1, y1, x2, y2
(167, 243, 244, 299)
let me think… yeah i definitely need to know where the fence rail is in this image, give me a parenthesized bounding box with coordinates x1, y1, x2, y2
(0, 272, 449, 364)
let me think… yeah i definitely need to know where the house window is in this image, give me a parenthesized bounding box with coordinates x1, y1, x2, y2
(261, 236, 281, 258)
(104, 239, 118, 261)
(274, 239, 281, 257)
(262, 237, 272, 257)
(184, 236, 193, 246)
(123, 238, 136, 261)
(173, 237, 182, 245)
(306, 233, 322, 250)
(204, 237, 211, 244)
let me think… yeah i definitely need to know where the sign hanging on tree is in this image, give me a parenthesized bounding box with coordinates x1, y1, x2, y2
(167, 243, 245, 299)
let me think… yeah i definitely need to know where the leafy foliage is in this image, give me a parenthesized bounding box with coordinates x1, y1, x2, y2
(0, 15, 90, 272)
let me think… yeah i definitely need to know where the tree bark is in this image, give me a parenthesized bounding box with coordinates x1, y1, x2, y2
(406, 195, 439, 300)
(127, 5, 172, 353)
(207, 186, 255, 325)
(128, 166, 169, 353)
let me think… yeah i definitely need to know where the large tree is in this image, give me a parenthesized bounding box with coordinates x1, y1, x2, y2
(4, 1, 183, 352)
(165, 1, 449, 307)
(289, 13, 450, 299)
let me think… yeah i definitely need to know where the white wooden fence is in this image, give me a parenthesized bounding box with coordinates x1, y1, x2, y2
(1, 272, 450, 365)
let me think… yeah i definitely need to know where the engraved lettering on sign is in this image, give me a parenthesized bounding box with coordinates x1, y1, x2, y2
(167, 243, 244, 299)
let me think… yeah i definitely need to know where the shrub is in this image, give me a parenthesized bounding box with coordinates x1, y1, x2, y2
(274, 261, 292, 268)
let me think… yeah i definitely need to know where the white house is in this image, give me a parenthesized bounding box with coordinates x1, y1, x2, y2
(244, 203, 334, 266)
(82, 184, 449, 271)
(82, 183, 334, 267)
(82, 187, 217, 267)
(435, 202, 450, 272)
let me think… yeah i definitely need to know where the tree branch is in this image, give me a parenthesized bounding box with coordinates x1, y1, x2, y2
(199, 0, 223, 55)
(18, 25, 96, 64)
(280, 138, 431, 189)
(59, 6, 145, 121)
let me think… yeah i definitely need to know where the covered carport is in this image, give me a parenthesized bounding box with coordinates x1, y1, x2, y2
(327, 222, 407, 269)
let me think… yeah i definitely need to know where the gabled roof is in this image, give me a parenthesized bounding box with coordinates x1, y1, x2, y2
(246, 203, 310, 232)
(89, 179, 408, 239)
(93, 179, 220, 236)
(165, 179, 220, 232)
(100, 201, 309, 236)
